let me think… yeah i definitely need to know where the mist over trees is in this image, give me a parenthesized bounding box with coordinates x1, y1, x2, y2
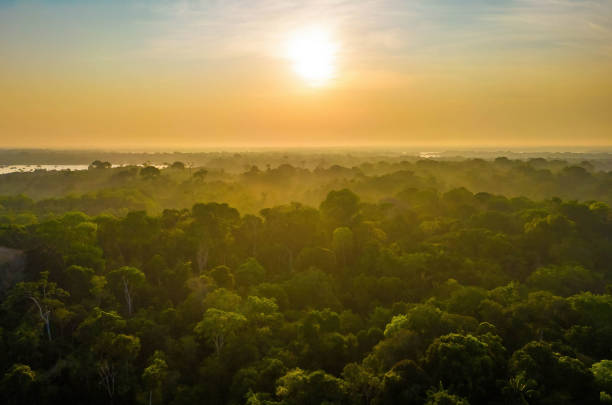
(1, 152, 611, 218)
(0, 152, 611, 404)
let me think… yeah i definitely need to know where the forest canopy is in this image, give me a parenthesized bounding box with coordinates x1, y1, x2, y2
(0, 152, 611, 404)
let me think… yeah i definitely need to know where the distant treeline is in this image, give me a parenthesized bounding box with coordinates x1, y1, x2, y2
(0, 156, 611, 218)
(1, 149, 612, 171)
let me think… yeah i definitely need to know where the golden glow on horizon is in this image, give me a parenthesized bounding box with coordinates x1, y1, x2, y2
(1, 2, 612, 148)
(286, 27, 338, 86)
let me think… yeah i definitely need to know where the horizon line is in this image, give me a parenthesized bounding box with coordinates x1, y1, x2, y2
(1, 144, 612, 154)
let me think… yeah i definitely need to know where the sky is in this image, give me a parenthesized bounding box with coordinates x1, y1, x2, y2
(1, 0, 611, 149)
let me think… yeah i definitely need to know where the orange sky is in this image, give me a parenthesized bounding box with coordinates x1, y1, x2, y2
(1, 0, 611, 148)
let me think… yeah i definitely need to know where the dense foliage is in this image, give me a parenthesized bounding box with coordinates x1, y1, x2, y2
(0, 154, 611, 404)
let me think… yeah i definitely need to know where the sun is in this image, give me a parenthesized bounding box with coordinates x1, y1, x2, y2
(286, 26, 338, 86)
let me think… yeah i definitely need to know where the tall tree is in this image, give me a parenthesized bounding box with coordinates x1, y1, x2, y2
(107, 266, 146, 316)
(5, 271, 68, 341)
(194, 308, 246, 356)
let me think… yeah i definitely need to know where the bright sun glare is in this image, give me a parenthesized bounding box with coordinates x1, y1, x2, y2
(286, 26, 338, 86)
